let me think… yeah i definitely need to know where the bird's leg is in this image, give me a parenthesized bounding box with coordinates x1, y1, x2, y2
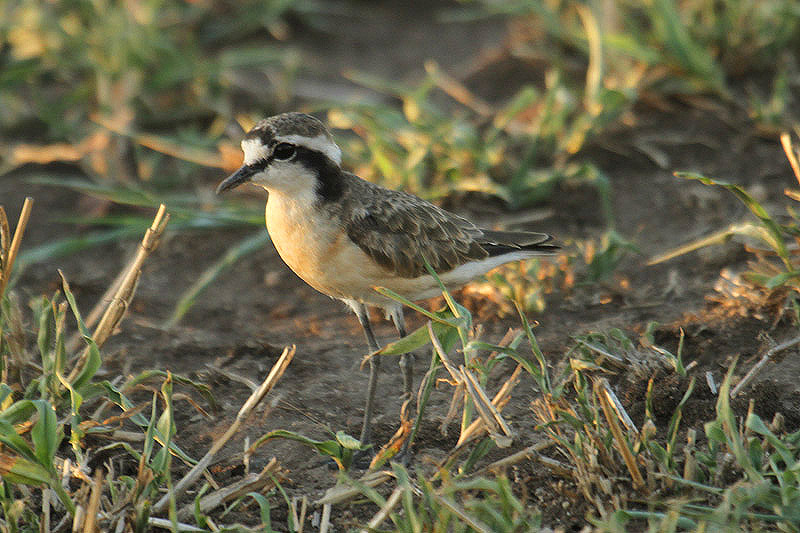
(391, 307, 414, 400)
(354, 303, 381, 446)
(391, 306, 415, 465)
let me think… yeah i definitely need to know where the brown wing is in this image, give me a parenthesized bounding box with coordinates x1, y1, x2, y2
(343, 178, 489, 278)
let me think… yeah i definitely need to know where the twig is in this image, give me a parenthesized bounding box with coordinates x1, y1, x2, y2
(706, 371, 718, 395)
(65, 260, 128, 354)
(470, 440, 559, 477)
(315, 470, 392, 505)
(595, 378, 645, 489)
(176, 459, 281, 521)
(153, 345, 295, 514)
(319, 503, 331, 533)
(91, 204, 169, 349)
(601, 380, 637, 433)
(359, 486, 403, 533)
(731, 335, 800, 397)
(82, 469, 104, 533)
(431, 493, 493, 533)
(781, 132, 800, 185)
(67, 204, 170, 383)
(147, 517, 206, 532)
(0, 197, 33, 299)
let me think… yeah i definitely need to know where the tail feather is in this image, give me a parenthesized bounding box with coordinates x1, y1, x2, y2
(479, 229, 560, 257)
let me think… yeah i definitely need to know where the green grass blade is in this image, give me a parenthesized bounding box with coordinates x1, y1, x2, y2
(167, 232, 268, 328)
(30, 399, 60, 469)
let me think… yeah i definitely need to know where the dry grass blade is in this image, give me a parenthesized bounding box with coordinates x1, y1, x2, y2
(424, 60, 493, 117)
(153, 344, 296, 514)
(706, 371, 718, 395)
(359, 486, 403, 533)
(319, 503, 331, 533)
(315, 470, 392, 505)
(595, 378, 644, 489)
(147, 517, 205, 532)
(425, 322, 513, 447)
(0, 197, 33, 300)
(781, 132, 800, 185)
(82, 469, 104, 533)
(431, 492, 494, 533)
(426, 321, 460, 382)
(72, 505, 86, 532)
(455, 365, 521, 448)
(66, 204, 169, 383)
(461, 367, 513, 438)
(646, 222, 758, 266)
(92, 113, 227, 169)
(0, 207, 9, 274)
(602, 380, 637, 432)
(470, 440, 572, 478)
(91, 204, 169, 349)
(730, 335, 800, 397)
(176, 459, 282, 521)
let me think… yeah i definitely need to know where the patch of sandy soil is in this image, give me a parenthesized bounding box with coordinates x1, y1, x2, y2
(2, 2, 799, 529)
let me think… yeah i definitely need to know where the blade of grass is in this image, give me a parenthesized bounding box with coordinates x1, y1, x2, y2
(0, 197, 33, 299)
(595, 378, 644, 489)
(167, 231, 268, 328)
(152, 345, 295, 514)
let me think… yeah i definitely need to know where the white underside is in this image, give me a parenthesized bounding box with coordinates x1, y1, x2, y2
(342, 250, 542, 318)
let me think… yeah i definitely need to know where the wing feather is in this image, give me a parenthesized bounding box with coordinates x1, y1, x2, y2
(342, 175, 557, 278)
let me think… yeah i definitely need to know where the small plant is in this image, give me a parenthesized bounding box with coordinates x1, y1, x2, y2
(650, 135, 800, 320)
(1, 202, 292, 531)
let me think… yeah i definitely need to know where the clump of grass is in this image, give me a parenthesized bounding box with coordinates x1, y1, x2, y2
(650, 133, 800, 318)
(258, 271, 800, 531)
(0, 0, 305, 184)
(329, 59, 625, 211)
(1, 201, 295, 531)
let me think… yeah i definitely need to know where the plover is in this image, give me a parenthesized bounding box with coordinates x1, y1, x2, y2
(216, 112, 558, 446)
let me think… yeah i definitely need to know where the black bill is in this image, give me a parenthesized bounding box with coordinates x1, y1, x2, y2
(216, 165, 258, 194)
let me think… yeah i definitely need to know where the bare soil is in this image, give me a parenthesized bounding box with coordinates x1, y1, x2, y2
(3, 3, 799, 530)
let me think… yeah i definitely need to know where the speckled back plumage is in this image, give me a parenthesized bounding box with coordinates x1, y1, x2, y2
(337, 173, 556, 279)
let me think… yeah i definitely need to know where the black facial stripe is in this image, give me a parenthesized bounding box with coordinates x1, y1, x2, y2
(293, 146, 344, 203)
(246, 157, 271, 174)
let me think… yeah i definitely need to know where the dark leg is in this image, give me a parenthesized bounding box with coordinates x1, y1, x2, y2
(391, 307, 415, 464)
(354, 303, 381, 445)
(391, 307, 414, 400)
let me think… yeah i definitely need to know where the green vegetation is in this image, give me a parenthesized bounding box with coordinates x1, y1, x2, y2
(2, 0, 800, 530)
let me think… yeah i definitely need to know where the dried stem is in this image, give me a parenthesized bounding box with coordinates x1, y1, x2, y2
(66, 204, 169, 383)
(359, 487, 403, 533)
(176, 459, 282, 521)
(0, 197, 33, 300)
(731, 335, 800, 397)
(153, 345, 295, 514)
(595, 378, 645, 489)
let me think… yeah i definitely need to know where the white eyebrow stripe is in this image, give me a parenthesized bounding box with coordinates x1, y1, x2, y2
(241, 138, 270, 165)
(276, 134, 342, 165)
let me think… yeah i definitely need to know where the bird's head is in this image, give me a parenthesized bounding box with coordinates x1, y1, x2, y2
(216, 112, 343, 199)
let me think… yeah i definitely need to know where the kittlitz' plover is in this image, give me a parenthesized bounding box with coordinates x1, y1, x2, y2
(217, 112, 558, 446)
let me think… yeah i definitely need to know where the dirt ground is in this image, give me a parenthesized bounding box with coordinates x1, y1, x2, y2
(3, 3, 800, 530)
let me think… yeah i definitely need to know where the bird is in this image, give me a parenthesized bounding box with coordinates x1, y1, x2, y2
(216, 112, 558, 447)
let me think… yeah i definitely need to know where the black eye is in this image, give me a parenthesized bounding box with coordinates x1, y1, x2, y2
(273, 143, 296, 161)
